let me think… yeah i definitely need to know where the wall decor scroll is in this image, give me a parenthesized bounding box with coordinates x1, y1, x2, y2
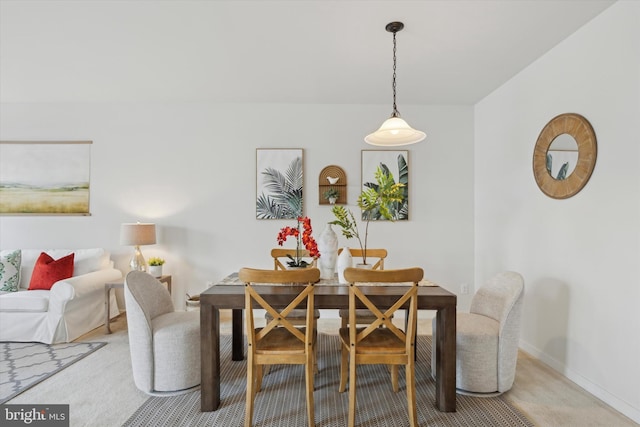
(533, 113, 597, 199)
(0, 141, 92, 215)
(256, 148, 303, 219)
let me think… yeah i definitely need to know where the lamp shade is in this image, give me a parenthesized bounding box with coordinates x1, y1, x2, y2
(365, 117, 426, 146)
(120, 223, 157, 246)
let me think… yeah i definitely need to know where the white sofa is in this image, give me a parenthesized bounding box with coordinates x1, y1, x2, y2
(0, 248, 122, 344)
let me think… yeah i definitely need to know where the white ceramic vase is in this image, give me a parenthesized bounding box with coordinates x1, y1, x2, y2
(317, 224, 338, 279)
(336, 247, 353, 284)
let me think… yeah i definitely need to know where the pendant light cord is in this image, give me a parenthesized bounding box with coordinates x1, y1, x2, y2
(365, 21, 425, 146)
(391, 30, 399, 118)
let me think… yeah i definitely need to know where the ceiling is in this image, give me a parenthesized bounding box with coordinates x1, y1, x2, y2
(0, 0, 615, 105)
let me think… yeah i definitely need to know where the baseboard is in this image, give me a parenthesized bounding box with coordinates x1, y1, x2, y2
(519, 340, 640, 424)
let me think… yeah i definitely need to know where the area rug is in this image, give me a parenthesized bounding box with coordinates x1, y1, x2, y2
(124, 335, 533, 427)
(0, 341, 106, 404)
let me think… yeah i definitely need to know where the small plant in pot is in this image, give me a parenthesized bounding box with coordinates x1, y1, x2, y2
(329, 166, 404, 266)
(147, 257, 165, 277)
(323, 187, 340, 205)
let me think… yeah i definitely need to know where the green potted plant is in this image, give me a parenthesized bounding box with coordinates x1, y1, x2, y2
(330, 166, 404, 266)
(323, 187, 340, 205)
(147, 257, 165, 278)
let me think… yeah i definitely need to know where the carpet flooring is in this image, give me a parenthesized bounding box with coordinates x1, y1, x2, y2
(0, 341, 106, 404)
(124, 334, 533, 427)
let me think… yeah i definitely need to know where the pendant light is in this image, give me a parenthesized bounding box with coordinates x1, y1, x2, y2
(365, 22, 426, 146)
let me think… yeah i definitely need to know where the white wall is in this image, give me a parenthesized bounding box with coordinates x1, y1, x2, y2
(475, 1, 639, 422)
(5, 0, 637, 422)
(0, 103, 475, 313)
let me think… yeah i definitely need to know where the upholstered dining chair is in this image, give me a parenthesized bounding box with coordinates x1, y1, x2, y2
(239, 267, 320, 427)
(337, 248, 388, 328)
(124, 271, 200, 395)
(339, 267, 423, 427)
(432, 271, 525, 395)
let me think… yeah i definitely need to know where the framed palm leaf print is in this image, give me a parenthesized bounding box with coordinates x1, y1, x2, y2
(361, 150, 409, 221)
(256, 148, 303, 219)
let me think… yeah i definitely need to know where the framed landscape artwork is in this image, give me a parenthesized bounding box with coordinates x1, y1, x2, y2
(256, 148, 303, 219)
(0, 141, 92, 215)
(361, 150, 409, 221)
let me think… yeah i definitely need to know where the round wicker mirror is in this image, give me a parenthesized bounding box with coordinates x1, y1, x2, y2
(533, 113, 597, 199)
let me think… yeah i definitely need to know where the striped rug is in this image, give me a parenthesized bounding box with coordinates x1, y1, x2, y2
(124, 334, 533, 426)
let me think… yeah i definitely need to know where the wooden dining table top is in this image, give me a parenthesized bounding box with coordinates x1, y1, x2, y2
(201, 272, 456, 310)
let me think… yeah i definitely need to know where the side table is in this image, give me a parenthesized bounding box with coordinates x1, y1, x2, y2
(105, 275, 172, 334)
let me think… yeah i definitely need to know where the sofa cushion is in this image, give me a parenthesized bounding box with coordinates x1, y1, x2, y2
(0, 249, 21, 292)
(73, 248, 110, 276)
(29, 252, 75, 291)
(0, 290, 49, 312)
(13, 249, 109, 289)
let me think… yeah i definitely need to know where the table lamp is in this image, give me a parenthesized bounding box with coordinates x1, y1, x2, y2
(120, 223, 156, 272)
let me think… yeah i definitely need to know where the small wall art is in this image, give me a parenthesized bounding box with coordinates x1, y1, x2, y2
(361, 150, 409, 221)
(0, 141, 92, 215)
(318, 165, 347, 205)
(256, 148, 303, 219)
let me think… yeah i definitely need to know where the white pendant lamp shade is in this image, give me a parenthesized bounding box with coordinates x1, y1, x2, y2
(365, 116, 426, 146)
(366, 21, 425, 147)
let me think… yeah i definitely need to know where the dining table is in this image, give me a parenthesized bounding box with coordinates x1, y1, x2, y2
(199, 272, 457, 413)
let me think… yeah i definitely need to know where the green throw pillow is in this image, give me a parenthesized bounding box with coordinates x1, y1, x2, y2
(0, 249, 22, 292)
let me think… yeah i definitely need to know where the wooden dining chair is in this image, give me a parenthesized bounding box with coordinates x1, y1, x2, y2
(267, 248, 321, 324)
(338, 248, 387, 270)
(339, 267, 423, 427)
(266, 249, 321, 375)
(337, 248, 388, 329)
(271, 248, 317, 270)
(240, 267, 320, 427)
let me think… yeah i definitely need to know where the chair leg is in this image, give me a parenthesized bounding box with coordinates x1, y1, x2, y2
(313, 350, 318, 375)
(403, 309, 418, 361)
(348, 351, 357, 427)
(339, 343, 348, 392)
(406, 362, 417, 427)
(245, 357, 255, 427)
(256, 364, 263, 392)
(305, 354, 315, 427)
(341, 315, 348, 329)
(391, 365, 399, 392)
(313, 325, 319, 374)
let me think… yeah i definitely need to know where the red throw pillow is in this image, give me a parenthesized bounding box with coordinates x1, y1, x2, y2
(28, 252, 75, 290)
